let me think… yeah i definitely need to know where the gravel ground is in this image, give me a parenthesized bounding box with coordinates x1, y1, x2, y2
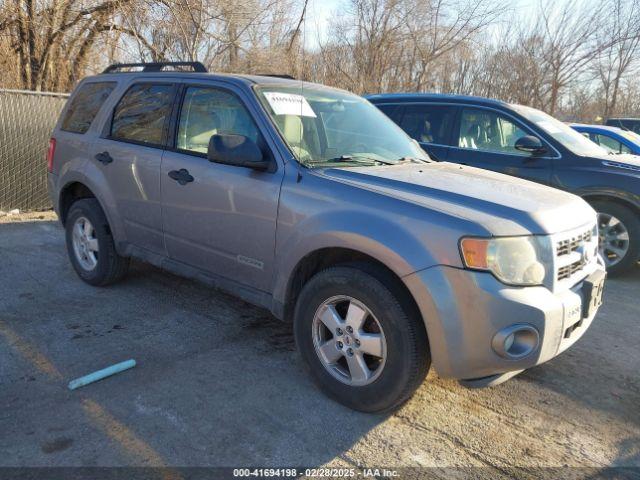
(0, 214, 638, 478)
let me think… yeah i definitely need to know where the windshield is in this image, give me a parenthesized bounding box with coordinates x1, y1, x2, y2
(512, 104, 610, 157)
(256, 85, 428, 167)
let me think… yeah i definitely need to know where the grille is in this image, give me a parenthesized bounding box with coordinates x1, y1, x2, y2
(558, 260, 585, 281)
(555, 226, 596, 282)
(556, 229, 593, 256)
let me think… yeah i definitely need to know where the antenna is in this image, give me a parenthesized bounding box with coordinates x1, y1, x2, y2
(299, 0, 309, 158)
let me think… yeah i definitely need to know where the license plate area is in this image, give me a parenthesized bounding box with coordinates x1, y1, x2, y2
(581, 270, 606, 319)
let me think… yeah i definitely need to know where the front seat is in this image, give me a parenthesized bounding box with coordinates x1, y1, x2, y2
(181, 109, 220, 153)
(460, 123, 481, 149)
(279, 115, 312, 160)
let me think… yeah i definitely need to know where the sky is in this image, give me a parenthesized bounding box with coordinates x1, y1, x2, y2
(305, 0, 344, 47)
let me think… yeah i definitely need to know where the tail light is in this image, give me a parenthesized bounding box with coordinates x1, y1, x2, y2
(47, 138, 56, 172)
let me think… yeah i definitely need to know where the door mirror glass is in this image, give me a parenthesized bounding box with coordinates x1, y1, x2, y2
(514, 135, 547, 155)
(207, 134, 269, 170)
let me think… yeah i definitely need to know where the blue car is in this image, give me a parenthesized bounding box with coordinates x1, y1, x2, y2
(571, 123, 640, 155)
(367, 93, 640, 274)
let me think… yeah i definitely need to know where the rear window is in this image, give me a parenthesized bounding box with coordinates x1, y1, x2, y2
(396, 104, 456, 145)
(110, 83, 174, 146)
(61, 82, 116, 134)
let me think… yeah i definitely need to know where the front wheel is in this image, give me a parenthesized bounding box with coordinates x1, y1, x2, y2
(591, 201, 640, 276)
(294, 265, 430, 412)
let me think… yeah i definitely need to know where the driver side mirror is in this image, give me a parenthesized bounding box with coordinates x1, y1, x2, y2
(207, 134, 270, 171)
(515, 135, 547, 155)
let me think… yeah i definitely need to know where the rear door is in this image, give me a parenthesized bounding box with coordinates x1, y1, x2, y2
(447, 106, 554, 185)
(376, 103, 456, 161)
(91, 82, 177, 255)
(160, 82, 283, 292)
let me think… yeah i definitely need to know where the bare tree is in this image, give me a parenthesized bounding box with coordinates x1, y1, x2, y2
(534, 0, 611, 115)
(592, 0, 640, 119)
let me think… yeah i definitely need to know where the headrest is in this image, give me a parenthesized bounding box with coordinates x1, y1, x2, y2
(281, 115, 304, 145)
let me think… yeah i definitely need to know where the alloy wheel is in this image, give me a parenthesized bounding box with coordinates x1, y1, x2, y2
(71, 216, 99, 271)
(312, 295, 387, 387)
(598, 212, 630, 268)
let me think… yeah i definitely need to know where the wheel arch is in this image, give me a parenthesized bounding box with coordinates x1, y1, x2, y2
(58, 181, 96, 225)
(57, 178, 126, 253)
(278, 247, 425, 335)
(582, 193, 640, 217)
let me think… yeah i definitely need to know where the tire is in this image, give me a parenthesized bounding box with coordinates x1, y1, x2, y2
(65, 198, 129, 286)
(591, 200, 640, 276)
(294, 265, 430, 413)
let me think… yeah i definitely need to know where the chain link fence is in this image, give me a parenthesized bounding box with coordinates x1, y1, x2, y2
(0, 89, 69, 211)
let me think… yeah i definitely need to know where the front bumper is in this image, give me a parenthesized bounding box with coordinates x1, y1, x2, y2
(403, 264, 605, 382)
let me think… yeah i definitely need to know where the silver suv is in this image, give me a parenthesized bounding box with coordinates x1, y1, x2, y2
(48, 62, 606, 412)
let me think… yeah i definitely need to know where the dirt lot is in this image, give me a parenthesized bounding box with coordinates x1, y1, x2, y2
(0, 213, 638, 478)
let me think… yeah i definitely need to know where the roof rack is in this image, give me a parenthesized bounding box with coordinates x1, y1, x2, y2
(102, 62, 207, 74)
(257, 73, 296, 80)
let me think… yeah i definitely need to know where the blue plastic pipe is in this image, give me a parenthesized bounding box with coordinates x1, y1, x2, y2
(68, 359, 136, 390)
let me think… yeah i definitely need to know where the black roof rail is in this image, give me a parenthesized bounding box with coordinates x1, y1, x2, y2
(102, 62, 207, 74)
(257, 73, 296, 80)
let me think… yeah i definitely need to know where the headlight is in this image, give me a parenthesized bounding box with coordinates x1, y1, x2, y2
(459, 236, 553, 286)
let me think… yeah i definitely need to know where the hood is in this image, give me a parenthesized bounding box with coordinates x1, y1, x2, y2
(318, 162, 595, 236)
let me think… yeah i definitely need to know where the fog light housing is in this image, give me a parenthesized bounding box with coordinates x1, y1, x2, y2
(492, 324, 539, 359)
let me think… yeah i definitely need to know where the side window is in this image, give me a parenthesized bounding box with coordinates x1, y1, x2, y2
(177, 87, 259, 154)
(594, 134, 623, 154)
(111, 83, 174, 146)
(61, 82, 116, 134)
(458, 108, 529, 155)
(376, 104, 401, 122)
(397, 105, 456, 145)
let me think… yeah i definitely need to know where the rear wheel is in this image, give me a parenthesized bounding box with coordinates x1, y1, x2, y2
(591, 201, 640, 276)
(65, 198, 129, 286)
(294, 265, 430, 412)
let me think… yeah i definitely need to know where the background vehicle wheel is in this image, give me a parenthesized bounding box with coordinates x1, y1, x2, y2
(591, 201, 640, 276)
(65, 198, 129, 286)
(294, 265, 430, 413)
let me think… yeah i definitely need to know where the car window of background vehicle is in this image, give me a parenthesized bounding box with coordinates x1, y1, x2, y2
(395, 105, 456, 145)
(513, 104, 609, 157)
(458, 108, 529, 155)
(594, 134, 630, 154)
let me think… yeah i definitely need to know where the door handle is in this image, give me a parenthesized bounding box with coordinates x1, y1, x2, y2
(168, 169, 194, 185)
(95, 151, 113, 165)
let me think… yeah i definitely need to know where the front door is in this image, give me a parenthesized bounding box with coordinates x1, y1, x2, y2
(447, 107, 553, 185)
(91, 82, 177, 255)
(161, 84, 283, 292)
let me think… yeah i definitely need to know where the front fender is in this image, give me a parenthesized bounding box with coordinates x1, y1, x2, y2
(577, 186, 640, 212)
(272, 209, 442, 307)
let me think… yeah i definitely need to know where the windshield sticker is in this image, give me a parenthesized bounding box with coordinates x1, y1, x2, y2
(263, 92, 317, 117)
(536, 121, 562, 134)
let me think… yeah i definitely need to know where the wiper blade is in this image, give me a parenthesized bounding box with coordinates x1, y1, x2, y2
(327, 155, 396, 165)
(398, 156, 431, 164)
